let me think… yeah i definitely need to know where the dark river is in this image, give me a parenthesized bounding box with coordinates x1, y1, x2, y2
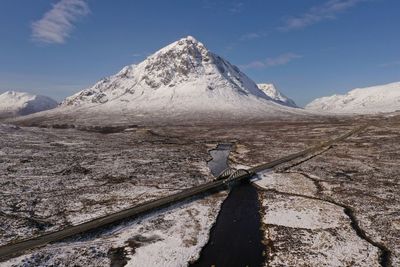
(191, 144, 266, 267)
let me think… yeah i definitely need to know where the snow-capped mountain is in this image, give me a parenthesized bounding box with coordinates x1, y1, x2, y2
(305, 82, 400, 114)
(257, 83, 297, 107)
(0, 91, 58, 118)
(55, 36, 305, 123)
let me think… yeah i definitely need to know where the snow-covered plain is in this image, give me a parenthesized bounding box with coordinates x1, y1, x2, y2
(255, 171, 380, 266)
(0, 91, 57, 118)
(306, 81, 400, 114)
(2, 117, 399, 266)
(267, 121, 400, 266)
(0, 125, 216, 246)
(3, 193, 226, 267)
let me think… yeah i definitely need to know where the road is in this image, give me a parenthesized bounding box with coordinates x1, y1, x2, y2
(0, 124, 368, 261)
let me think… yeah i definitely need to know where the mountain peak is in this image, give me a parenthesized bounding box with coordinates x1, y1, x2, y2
(2, 91, 35, 99)
(153, 35, 208, 59)
(175, 35, 201, 47)
(142, 36, 211, 83)
(174, 35, 202, 47)
(182, 35, 198, 42)
(0, 91, 58, 118)
(4, 90, 25, 96)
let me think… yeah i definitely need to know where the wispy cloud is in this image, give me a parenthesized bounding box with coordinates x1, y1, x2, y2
(201, 0, 244, 14)
(379, 60, 400, 68)
(279, 0, 367, 31)
(239, 30, 271, 41)
(239, 32, 262, 41)
(240, 61, 266, 70)
(229, 2, 244, 14)
(31, 0, 89, 44)
(240, 53, 303, 70)
(201, 0, 216, 9)
(265, 53, 303, 66)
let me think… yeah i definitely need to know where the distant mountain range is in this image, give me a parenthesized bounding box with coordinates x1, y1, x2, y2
(306, 82, 400, 114)
(0, 91, 57, 119)
(4, 36, 398, 125)
(9, 36, 307, 125)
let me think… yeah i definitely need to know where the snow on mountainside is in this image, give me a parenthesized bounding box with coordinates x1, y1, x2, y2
(257, 83, 297, 107)
(56, 36, 305, 122)
(306, 82, 400, 114)
(0, 91, 58, 118)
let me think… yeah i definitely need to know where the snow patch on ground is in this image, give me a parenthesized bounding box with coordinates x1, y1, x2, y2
(263, 194, 345, 229)
(254, 171, 317, 197)
(123, 196, 224, 266)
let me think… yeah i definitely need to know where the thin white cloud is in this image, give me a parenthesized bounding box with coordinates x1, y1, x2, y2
(201, 1, 243, 14)
(265, 53, 303, 67)
(229, 2, 244, 14)
(201, 0, 216, 9)
(239, 32, 261, 41)
(240, 53, 303, 70)
(379, 60, 400, 68)
(279, 0, 367, 31)
(240, 61, 266, 69)
(31, 0, 89, 44)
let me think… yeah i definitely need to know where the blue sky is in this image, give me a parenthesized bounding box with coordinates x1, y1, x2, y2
(0, 0, 399, 106)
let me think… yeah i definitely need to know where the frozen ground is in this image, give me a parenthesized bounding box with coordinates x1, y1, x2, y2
(1, 115, 399, 266)
(252, 116, 400, 266)
(3, 193, 226, 267)
(255, 172, 380, 266)
(0, 125, 218, 246)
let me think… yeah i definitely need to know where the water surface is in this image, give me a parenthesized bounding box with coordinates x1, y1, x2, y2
(207, 144, 232, 176)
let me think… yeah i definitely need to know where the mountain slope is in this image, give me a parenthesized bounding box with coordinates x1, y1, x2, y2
(257, 83, 297, 107)
(15, 36, 309, 126)
(306, 82, 400, 114)
(61, 36, 299, 116)
(0, 91, 58, 119)
(62, 36, 268, 109)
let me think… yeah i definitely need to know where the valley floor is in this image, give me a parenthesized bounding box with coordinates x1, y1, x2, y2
(0, 115, 399, 266)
